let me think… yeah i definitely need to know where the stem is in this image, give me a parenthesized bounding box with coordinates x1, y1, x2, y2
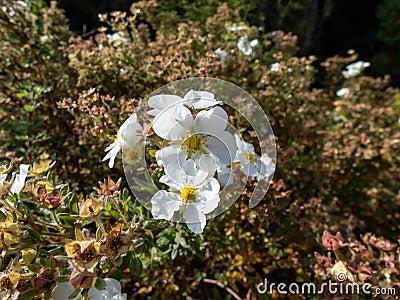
(95, 216, 106, 235)
(35, 217, 60, 230)
(111, 197, 128, 224)
(1, 197, 16, 213)
(203, 278, 242, 300)
(51, 210, 63, 228)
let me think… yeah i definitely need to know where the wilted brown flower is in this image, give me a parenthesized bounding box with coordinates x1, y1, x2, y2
(28, 160, 54, 176)
(94, 177, 119, 197)
(40, 194, 62, 208)
(70, 269, 96, 289)
(0, 220, 21, 250)
(34, 267, 58, 289)
(65, 240, 101, 272)
(79, 197, 104, 218)
(101, 221, 134, 257)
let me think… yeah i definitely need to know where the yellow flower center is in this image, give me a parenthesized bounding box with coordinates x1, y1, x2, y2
(180, 186, 197, 202)
(182, 134, 204, 158)
(246, 153, 255, 162)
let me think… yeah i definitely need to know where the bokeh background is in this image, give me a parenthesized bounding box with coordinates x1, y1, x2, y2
(52, 0, 400, 86)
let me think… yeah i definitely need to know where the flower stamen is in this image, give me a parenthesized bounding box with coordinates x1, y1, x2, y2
(180, 186, 197, 202)
(182, 134, 204, 159)
(245, 153, 255, 163)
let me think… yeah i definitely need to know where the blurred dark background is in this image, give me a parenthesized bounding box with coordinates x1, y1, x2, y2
(48, 0, 400, 85)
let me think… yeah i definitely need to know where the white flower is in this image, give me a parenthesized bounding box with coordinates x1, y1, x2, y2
(153, 106, 237, 167)
(342, 61, 371, 78)
(270, 62, 280, 72)
(256, 154, 275, 181)
(103, 113, 143, 168)
(333, 115, 348, 123)
(234, 135, 274, 180)
(147, 90, 222, 117)
(151, 159, 220, 233)
(237, 35, 258, 56)
(227, 25, 243, 31)
(336, 88, 350, 97)
(214, 48, 227, 62)
(16, 1, 27, 7)
(106, 33, 129, 44)
(10, 164, 29, 194)
(51, 278, 127, 300)
(0, 174, 8, 195)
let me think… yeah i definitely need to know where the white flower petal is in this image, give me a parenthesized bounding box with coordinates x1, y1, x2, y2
(147, 108, 160, 117)
(205, 131, 237, 166)
(10, 164, 29, 194)
(183, 203, 206, 234)
(197, 178, 220, 200)
(88, 278, 127, 300)
(102, 142, 121, 168)
(155, 145, 184, 167)
(237, 35, 253, 56)
(336, 88, 350, 97)
(234, 134, 254, 153)
(183, 90, 222, 109)
(118, 122, 143, 148)
(257, 154, 275, 180)
(202, 196, 220, 215)
(250, 39, 258, 47)
(151, 190, 181, 220)
(0, 174, 7, 185)
(152, 105, 193, 140)
(159, 175, 181, 191)
(198, 155, 217, 177)
(214, 48, 227, 62)
(164, 159, 209, 187)
(148, 95, 182, 116)
(217, 166, 234, 186)
(194, 106, 228, 135)
(234, 152, 248, 164)
(51, 282, 80, 300)
(242, 161, 259, 177)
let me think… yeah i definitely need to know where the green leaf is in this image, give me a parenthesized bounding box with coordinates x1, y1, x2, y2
(22, 249, 36, 265)
(20, 289, 36, 300)
(129, 255, 142, 275)
(94, 278, 106, 290)
(69, 196, 79, 214)
(28, 263, 41, 274)
(55, 275, 70, 283)
(96, 227, 103, 240)
(171, 248, 178, 260)
(75, 228, 85, 241)
(68, 287, 81, 299)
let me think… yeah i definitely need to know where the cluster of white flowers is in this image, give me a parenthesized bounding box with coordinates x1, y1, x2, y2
(342, 61, 371, 78)
(106, 33, 130, 45)
(213, 25, 259, 61)
(103, 90, 275, 233)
